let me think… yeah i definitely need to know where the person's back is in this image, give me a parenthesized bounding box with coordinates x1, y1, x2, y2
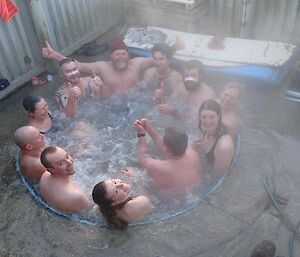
(151, 147, 202, 191)
(40, 146, 91, 213)
(134, 120, 202, 193)
(40, 171, 90, 213)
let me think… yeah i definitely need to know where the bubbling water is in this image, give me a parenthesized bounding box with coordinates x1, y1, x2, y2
(45, 85, 221, 223)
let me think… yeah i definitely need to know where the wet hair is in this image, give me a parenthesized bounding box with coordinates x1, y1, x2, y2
(250, 240, 276, 257)
(198, 100, 227, 138)
(163, 127, 188, 156)
(40, 146, 57, 169)
(151, 43, 173, 60)
(59, 57, 76, 68)
(184, 60, 203, 74)
(22, 94, 43, 113)
(92, 181, 128, 230)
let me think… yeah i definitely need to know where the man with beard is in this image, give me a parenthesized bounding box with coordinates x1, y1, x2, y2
(56, 58, 104, 117)
(159, 60, 216, 122)
(40, 146, 92, 213)
(42, 38, 183, 97)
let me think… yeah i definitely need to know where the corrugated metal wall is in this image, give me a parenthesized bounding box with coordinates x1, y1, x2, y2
(205, 0, 300, 43)
(0, 0, 124, 100)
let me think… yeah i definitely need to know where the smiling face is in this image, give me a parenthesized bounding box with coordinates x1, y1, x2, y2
(33, 98, 49, 119)
(219, 87, 240, 110)
(111, 49, 129, 70)
(46, 147, 75, 176)
(60, 61, 80, 84)
(104, 179, 131, 206)
(153, 51, 170, 72)
(199, 109, 220, 134)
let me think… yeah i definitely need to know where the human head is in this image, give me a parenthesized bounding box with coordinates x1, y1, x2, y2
(22, 94, 49, 119)
(183, 60, 203, 91)
(163, 127, 188, 156)
(250, 240, 276, 257)
(152, 43, 173, 72)
(198, 100, 226, 137)
(92, 179, 130, 229)
(219, 81, 243, 110)
(40, 146, 75, 176)
(14, 126, 45, 151)
(110, 38, 129, 70)
(59, 58, 80, 84)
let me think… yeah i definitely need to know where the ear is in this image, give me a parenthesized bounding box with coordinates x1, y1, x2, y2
(25, 144, 33, 150)
(47, 167, 55, 174)
(28, 111, 34, 117)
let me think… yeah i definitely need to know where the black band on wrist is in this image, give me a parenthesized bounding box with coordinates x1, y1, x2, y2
(138, 133, 145, 138)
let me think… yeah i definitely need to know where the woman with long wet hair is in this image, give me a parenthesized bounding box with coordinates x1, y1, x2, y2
(92, 168, 152, 230)
(193, 100, 235, 178)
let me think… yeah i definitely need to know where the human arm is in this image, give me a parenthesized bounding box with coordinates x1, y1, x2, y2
(55, 84, 80, 118)
(140, 119, 168, 157)
(89, 71, 110, 99)
(213, 135, 235, 178)
(122, 195, 152, 222)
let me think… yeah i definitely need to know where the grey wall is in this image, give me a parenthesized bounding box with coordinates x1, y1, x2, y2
(0, 0, 124, 100)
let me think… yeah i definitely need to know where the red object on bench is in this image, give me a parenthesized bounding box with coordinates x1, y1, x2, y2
(0, 0, 19, 22)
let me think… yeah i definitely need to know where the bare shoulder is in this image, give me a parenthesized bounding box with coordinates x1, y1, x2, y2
(202, 83, 216, 98)
(122, 196, 152, 222)
(216, 135, 234, 152)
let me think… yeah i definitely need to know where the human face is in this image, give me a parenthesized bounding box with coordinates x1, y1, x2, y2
(104, 179, 131, 205)
(200, 109, 220, 135)
(47, 147, 75, 176)
(28, 128, 45, 150)
(111, 49, 129, 70)
(219, 87, 240, 110)
(33, 98, 49, 119)
(61, 61, 80, 84)
(183, 68, 201, 91)
(153, 51, 169, 72)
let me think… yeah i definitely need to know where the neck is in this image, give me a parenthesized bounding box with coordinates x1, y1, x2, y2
(22, 148, 43, 157)
(157, 67, 171, 78)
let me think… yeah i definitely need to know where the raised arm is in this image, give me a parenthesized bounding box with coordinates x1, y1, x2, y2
(141, 119, 168, 157)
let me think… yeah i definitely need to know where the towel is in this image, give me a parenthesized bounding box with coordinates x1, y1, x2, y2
(0, 0, 19, 22)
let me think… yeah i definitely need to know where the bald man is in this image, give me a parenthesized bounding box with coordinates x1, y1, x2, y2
(14, 126, 46, 180)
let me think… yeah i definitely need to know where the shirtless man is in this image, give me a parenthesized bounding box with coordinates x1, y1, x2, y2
(56, 58, 104, 117)
(42, 38, 183, 97)
(133, 119, 202, 193)
(40, 146, 92, 213)
(217, 81, 243, 139)
(14, 126, 46, 180)
(159, 60, 216, 122)
(143, 43, 184, 103)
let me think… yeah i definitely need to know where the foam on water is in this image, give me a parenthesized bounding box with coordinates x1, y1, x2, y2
(30, 85, 232, 224)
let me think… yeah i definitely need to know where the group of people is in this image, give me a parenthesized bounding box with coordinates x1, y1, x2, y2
(13, 36, 242, 229)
